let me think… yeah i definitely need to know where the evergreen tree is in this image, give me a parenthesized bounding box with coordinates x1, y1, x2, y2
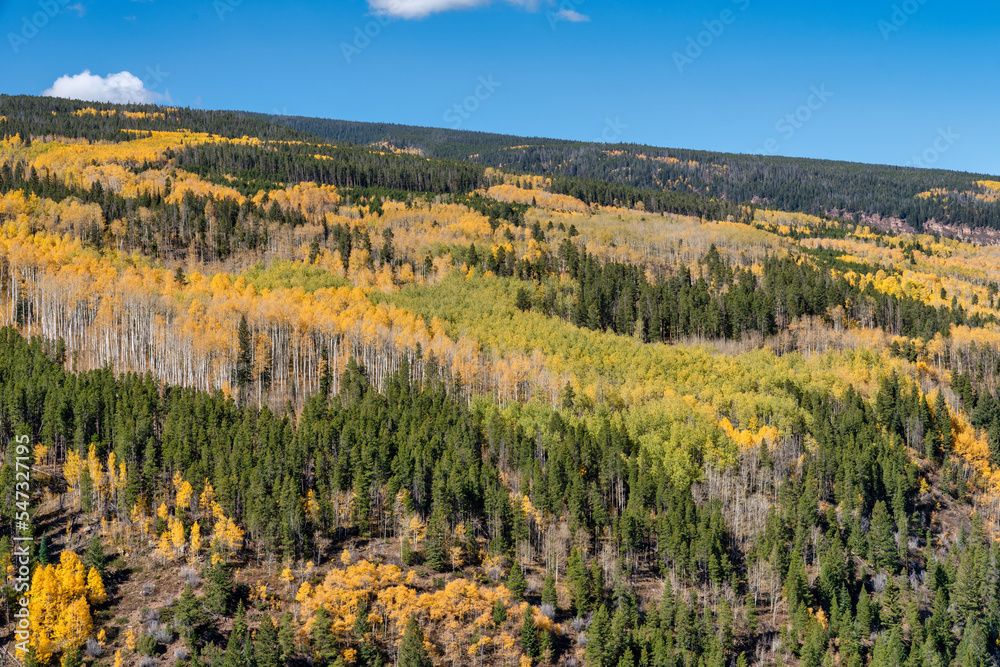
(255, 616, 281, 667)
(319, 345, 332, 397)
(278, 612, 297, 665)
(205, 558, 234, 614)
(541, 571, 558, 608)
(507, 560, 527, 601)
(869, 501, 900, 573)
(37, 534, 49, 566)
(540, 629, 555, 664)
(521, 606, 540, 661)
(223, 602, 248, 667)
(235, 314, 253, 401)
(492, 600, 507, 627)
(398, 616, 432, 667)
(586, 604, 612, 667)
(310, 606, 338, 667)
(84, 534, 105, 576)
(60, 647, 81, 667)
(175, 584, 208, 642)
(934, 392, 952, 457)
(424, 509, 449, 572)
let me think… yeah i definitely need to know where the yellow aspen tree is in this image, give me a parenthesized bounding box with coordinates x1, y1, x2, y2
(189, 521, 202, 556)
(174, 472, 193, 512)
(157, 532, 172, 563)
(280, 567, 294, 591)
(86, 567, 107, 605)
(170, 516, 186, 553)
(51, 596, 92, 657)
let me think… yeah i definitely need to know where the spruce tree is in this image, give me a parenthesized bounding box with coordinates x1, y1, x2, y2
(223, 603, 248, 667)
(235, 314, 253, 401)
(869, 501, 899, 573)
(934, 392, 952, 457)
(424, 509, 449, 572)
(492, 600, 507, 627)
(37, 534, 49, 565)
(60, 647, 82, 667)
(586, 604, 612, 667)
(521, 606, 539, 661)
(507, 561, 527, 601)
(278, 612, 297, 664)
(310, 607, 338, 667)
(255, 615, 281, 667)
(398, 616, 432, 667)
(541, 571, 558, 608)
(84, 534, 105, 575)
(205, 558, 234, 614)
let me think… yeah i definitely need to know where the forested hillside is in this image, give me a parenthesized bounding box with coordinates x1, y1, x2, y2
(263, 112, 1000, 232)
(4, 95, 1000, 667)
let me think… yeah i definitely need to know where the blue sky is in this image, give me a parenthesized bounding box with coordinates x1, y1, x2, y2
(2, 0, 999, 175)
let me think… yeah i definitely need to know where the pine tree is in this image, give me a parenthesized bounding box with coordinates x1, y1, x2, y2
(586, 604, 612, 667)
(235, 314, 253, 401)
(223, 602, 248, 667)
(856, 587, 876, 636)
(174, 585, 207, 642)
(507, 561, 527, 601)
(60, 647, 82, 667)
(354, 600, 382, 667)
(541, 571, 558, 608)
(84, 534, 105, 576)
(424, 509, 449, 572)
(869, 501, 899, 573)
(398, 616, 432, 667)
(310, 607, 338, 667)
(255, 616, 281, 667)
(567, 548, 590, 616)
(540, 629, 555, 664)
(934, 392, 952, 457)
(205, 559, 234, 614)
(492, 600, 507, 627)
(278, 612, 296, 665)
(521, 606, 539, 661)
(38, 534, 50, 565)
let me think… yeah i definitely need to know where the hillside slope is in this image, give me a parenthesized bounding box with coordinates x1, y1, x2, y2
(2, 97, 1000, 667)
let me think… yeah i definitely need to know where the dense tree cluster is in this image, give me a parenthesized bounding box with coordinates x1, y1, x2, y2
(261, 109, 1000, 231)
(174, 141, 487, 197)
(0, 95, 311, 144)
(4, 319, 997, 667)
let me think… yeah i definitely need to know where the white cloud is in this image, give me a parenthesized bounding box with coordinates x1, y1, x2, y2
(43, 70, 162, 104)
(555, 8, 588, 22)
(67, 2, 86, 16)
(368, 0, 540, 19)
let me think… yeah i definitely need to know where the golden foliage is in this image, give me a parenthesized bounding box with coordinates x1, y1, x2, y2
(27, 551, 94, 663)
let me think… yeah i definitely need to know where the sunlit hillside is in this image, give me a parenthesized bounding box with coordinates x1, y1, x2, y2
(4, 96, 1000, 667)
